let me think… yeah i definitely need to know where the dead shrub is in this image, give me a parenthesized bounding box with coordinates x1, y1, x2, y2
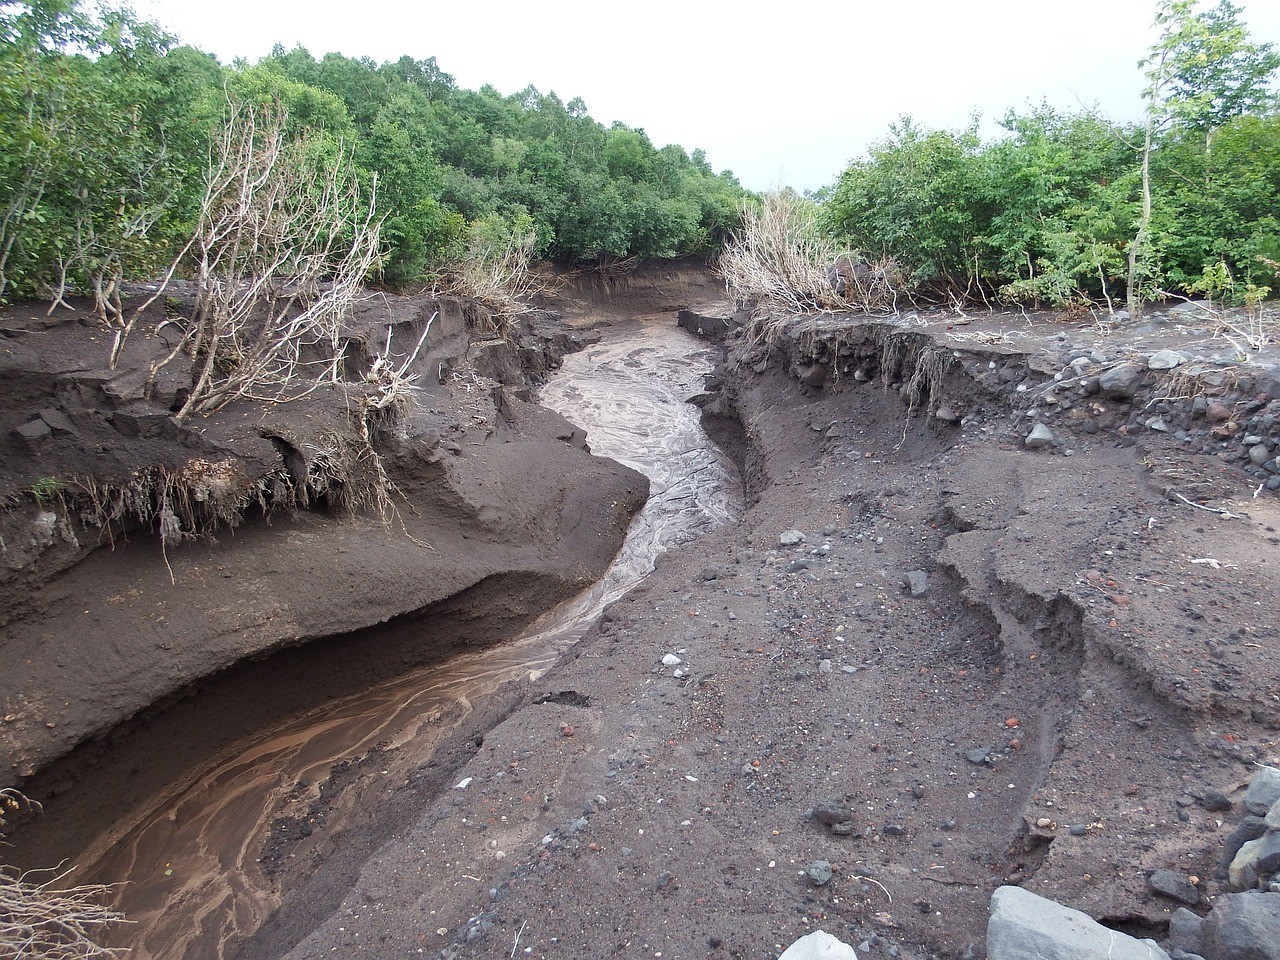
(140, 99, 383, 418)
(717, 192, 902, 344)
(1, 788, 128, 959)
(439, 228, 549, 339)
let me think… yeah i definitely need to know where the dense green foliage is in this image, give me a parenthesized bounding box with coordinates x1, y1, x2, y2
(825, 0, 1280, 308)
(0, 1, 748, 301)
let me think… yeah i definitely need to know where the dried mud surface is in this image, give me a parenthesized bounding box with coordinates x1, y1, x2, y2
(4, 265, 1280, 960)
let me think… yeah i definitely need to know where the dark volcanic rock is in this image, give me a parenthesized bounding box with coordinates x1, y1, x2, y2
(1148, 869, 1201, 905)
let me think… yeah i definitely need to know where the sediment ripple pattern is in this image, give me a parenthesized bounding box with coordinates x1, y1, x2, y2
(80, 321, 741, 960)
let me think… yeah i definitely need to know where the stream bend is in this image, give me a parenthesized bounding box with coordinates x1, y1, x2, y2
(76, 320, 741, 960)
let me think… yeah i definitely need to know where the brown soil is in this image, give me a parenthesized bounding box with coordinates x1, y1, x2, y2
(3, 264, 1279, 960)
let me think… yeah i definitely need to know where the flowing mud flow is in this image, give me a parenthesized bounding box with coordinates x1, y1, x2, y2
(62, 321, 740, 960)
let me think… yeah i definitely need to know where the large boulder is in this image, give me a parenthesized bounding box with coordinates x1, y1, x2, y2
(1099, 363, 1145, 399)
(777, 930, 857, 959)
(987, 886, 1171, 960)
(1243, 766, 1280, 816)
(1201, 891, 1280, 960)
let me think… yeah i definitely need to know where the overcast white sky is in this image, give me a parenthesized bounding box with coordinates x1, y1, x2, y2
(137, 0, 1280, 192)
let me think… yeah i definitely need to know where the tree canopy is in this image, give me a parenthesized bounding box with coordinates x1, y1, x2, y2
(0, 1, 749, 301)
(823, 0, 1279, 309)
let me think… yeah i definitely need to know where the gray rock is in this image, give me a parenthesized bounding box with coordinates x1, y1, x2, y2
(818, 659, 833, 674)
(1148, 349, 1187, 370)
(1267, 799, 1280, 831)
(987, 886, 1172, 960)
(965, 747, 992, 765)
(778, 930, 857, 960)
(661, 654, 682, 667)
(935, 404, 961, 423)
(1254, 830, 1280, 879)
(1168, 908, 1205, 956)
(1149, 869, 1201, 905)
(1201, 891, 1280, 960)
(13, 418, 51, 443)
(811, 800, 856, 828)
(1250, 444, 1272, 466)
(795, 362, 828, 387)
(1200, 790, 1233, 812)
(698, 566, 720, 581)
(1228, 829, 1280, 890)
(1025, 423, 1056, 449)
(903, 570, 930, 597)
(1099, 364, 1144, 399)
(780, 529, 807, 546)
(804, 860, 834, 886)
(1221, 817, 1269, 868)
(1245, 767, 1280, 816)
(814, 803, 855, 834)
(1230, 831, 1280, 890)
(1147, 417, 1171, 433)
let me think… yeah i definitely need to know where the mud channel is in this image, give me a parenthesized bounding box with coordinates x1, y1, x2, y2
(11, 320, 741, 960)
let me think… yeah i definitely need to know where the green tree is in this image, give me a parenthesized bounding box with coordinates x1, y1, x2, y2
(360, 88, 463, 281)
(825, 117, 986, 290)
(980, 107, 1135, 305)
(1130, 0, 1279, 314)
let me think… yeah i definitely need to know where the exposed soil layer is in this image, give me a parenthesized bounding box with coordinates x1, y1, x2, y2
(0, 286, 648, 828)
(4, 265, 1280, 960)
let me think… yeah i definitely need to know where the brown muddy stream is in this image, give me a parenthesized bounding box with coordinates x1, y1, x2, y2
(29, 321, 740, 960)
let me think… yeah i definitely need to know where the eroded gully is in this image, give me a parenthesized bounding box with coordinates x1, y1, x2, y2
(69, 320, 742, 960)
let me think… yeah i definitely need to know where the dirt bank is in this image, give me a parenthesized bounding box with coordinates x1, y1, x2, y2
(240, 297, 1277, 960)
(0, 287, 648, 819)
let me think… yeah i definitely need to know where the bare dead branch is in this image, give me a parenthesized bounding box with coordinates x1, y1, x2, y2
(147, 99, 383, 419)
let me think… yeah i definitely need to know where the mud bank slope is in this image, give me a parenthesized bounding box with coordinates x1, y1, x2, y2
(253, 304, 1278, 960)
(0, 290, 647, 787)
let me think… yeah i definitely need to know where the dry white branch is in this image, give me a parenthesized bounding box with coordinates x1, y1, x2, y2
(1172, 492, 1242, 519)
(2, 790, 129, 959)
(148, 100, 383, 419)
(357, 313, 436, 421)
(0, 865, 129, 959)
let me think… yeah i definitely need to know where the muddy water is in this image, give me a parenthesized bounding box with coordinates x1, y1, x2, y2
(74, 320, 740, 960)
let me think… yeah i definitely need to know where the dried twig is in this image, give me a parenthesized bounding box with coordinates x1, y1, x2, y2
(2, 790, 129, 958)
(1171, 492, 1242, 519)
(851, 874, 893, 904)
(441, 232, 550, 339)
